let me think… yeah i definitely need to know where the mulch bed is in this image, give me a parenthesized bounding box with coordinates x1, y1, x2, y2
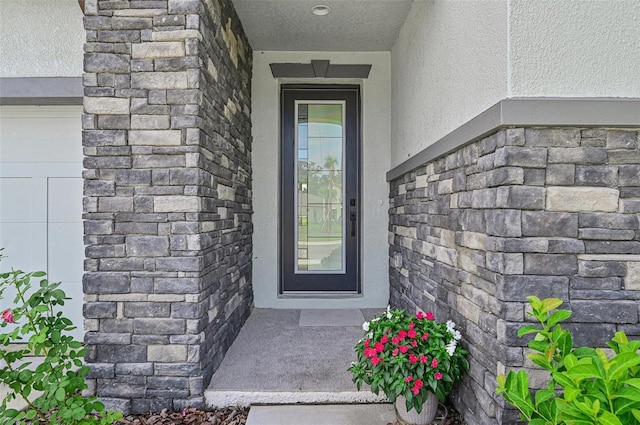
(114, 401, 466, 425)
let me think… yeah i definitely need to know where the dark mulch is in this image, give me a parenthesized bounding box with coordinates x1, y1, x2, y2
(115, 407, 248, 425)
(113, 401, 466, 425)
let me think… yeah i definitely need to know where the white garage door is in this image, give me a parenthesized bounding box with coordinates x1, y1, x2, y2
(0, 106, 84, 339)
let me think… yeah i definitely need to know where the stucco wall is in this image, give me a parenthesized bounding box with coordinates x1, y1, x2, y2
(390, 0, 508, 168)
(509, 0, 640, 97)
(252, 51, 391, 308)
(0, 0, 84, 77)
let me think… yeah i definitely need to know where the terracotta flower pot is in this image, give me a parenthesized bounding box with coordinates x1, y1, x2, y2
(395, 392, 439, 425)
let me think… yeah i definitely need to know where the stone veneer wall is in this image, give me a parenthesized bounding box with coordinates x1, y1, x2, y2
(82, 0, 252, 413)
(389, 128, 640, 425)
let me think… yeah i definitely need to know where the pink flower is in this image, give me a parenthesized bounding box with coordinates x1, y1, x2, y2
(392, 348, 399, 356)
(399, 345, 409, 354)
(434, 373, 443, 380)
(426, 312, 435, 320)
(364, 347, 377, 358)
(421, 333, 429, 340)
(1, 310, 14, 323)
(411, 340, 418, 348)
(431, 358, 439, 368)
(407, 329, 417, 339)
(412, 379, 424, 394)
(391, 336, 400, 345)
(371, 356, 383, 366)
(420, 355, 428, 363)
(364, 339, 370, 348)
(416, 311, 425, 319)
(409, 354, 418, 364)
(398, 329, 407, 340)
(375, 342, 385, 353)
(181, 408, 187, 417)
(380, 335, 388, 344)
(409, 322, 415, 329)
(405, 376, 413, 383)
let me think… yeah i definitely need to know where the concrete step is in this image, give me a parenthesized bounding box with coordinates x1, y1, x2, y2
(205, 389, 388, 408)
(246, 404, 395, 425)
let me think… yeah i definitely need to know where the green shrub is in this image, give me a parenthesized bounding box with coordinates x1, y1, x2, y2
(496, 296, 640, 425)
(0, 252, 121, 425)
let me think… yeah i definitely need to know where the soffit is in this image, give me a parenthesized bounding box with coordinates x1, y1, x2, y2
(231, 0, 413, 51)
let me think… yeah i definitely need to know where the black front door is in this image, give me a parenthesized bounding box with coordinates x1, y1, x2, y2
(280, 85, 360, 292)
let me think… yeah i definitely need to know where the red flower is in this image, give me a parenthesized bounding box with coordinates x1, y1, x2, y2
(398, 329, 407, 340)
(426, 312, 435, 320)
(411, 340, 418, 347)
(392, 348, 399, 356)
(371, 356, 383, 366)
(399, 345, 409, 354)
(405, 376, 413, 383)
(431, 358, 439, 368)
(409, 354, 418, 364)
(391, 336, 400, 345)
(364, 339, 370, 348)
(407, 329, 417, 339)
(416, 311, 425, 319)
(421, 333, 429, 340)
(375, 342, 385, 353)
(411, 379, 424, 394)
(380, 335, 388, 344)
(434, 373, 443, 380)
(420, 355, 428, 363)
(1, 310, 14, 324)
(364, 347, 377, 358)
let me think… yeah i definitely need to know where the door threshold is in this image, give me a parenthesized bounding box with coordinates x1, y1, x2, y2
(279, 291, 361, 299)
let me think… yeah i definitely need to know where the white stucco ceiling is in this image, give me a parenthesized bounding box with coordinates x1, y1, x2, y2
(231, 0, 414, 51)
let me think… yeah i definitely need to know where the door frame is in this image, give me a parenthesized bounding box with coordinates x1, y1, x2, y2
(279, 84, 362, 294)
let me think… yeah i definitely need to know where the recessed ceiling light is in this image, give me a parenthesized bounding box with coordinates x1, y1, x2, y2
(311, 4, 331, 16)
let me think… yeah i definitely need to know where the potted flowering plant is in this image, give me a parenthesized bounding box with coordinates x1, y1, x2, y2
(349, 307, 469, 424)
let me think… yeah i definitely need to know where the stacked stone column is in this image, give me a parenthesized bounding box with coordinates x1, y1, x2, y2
(82, 0, 252, 413)
(389, 128, 640, 425)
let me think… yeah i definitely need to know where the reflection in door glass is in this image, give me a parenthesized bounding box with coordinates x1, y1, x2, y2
(296, 103, 344, 272)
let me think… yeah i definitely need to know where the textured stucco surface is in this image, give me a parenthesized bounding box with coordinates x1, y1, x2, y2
(510, 0, 640, 97)
(0, 0, 84, 77)
(390, 0, 508, 168)
(251, 51, 391, 309)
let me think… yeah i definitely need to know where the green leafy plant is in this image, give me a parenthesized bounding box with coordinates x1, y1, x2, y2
(496, 296, 640, 425)
(0, 252, 121, 425)
(349, 307, 469, 413)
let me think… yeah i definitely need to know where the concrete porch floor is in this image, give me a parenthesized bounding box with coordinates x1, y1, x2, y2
(205, 308, 389, 407)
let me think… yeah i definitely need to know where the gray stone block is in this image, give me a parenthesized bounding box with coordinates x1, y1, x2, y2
(124, 302, 171, 318)
(494, 146, 547, 168)
(570, 276, 622, 290)
(497, 186, 545, 210)
(522, 211, 577, 238)
(134, 318, 185, 335)
(579, 228, 636, 240)
(485, 209, 521, 237)
(548, 147, 607, 164)
(585, 241, 640, 254)
(126, 235, 170, 257)
(496, 275, 569, 301)
(83, 272, 129, 294)
(575, 165, 617, 186)
(606, 130, 638, 149)
(85, 53, 130, 73)
(84, 302, 117, 318)
(579, 212, 638, 229)
(115, 363, 154, 376)
(524, 254, 578, 275)
(546, 164, 575, 185)
(619, 165, 640, 186)
(571, 300, 638, 323)
(524, 129, 580, 147)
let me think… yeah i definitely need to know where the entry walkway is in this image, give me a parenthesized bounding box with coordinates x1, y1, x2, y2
(205, 308, 389, 407)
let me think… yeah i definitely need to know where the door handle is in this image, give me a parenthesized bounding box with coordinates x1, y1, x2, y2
(350, 212, 356, 237)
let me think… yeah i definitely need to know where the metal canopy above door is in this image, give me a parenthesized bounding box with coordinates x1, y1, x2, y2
(280, 85, 361, 293)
